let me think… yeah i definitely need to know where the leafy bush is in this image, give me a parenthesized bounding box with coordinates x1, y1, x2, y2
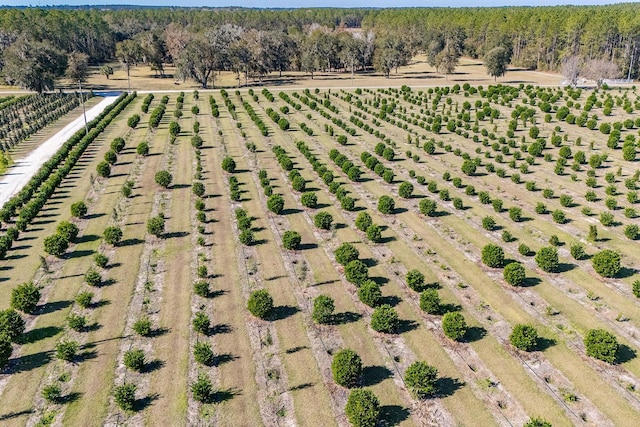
(114, 383, 137, 411)
(43, 234, 69, 257)
(192, 182, 205, 197)
(377, 195, 395, 214)
(193, 341, 215, 366)
(42, 384, 62, 403)
(96, 161, 111, 178)
(355, 212, 372, 232)
(76, 291, 94, 308)
(56, 340, 79, 361)
(70, 201, 88, 218)
(345, 260, 369, 286)
(0, 334, 11, 369)
(584, 328, 618, 363)
(0, 309, 25, 342)
(154, 170, 173, 188)
(103, 226, 123, 246)
(193, 280, 210, 298)
(345, 389, 379, 427)
(331, 349, 362, 388)
(370, 304, 399, 333)
(221, 156, 236, 173)
(404, 361, 438, 398)
(419, 199, 437, 216)
(124, 349, 146, 372)
(358, 280, 381, 307)
(238, 229, 254, 246)
(503, 262, 526, 286)
(10, 282, 40, 314)
(508, 207, 523, 222)
(301, 192, 317, 208)
(398, 181, 414, 198)
(535, 247, 559, 273)
(461, 159, 477, 175)
(193, 311, 210, 335)
(366, 224, 382, 243)
(509, 324, 538, 351)
(482, 216, 496, 231)
(334, 242, 359, 266)
(419, 289, 440, 314)
(247, 289, 273, 319)
(591, 250, 621, 278)
(481, 244, 505, 268)
(133, 317, 152, 336)
(94, 253, 109, 268)
(282, 230, 301, 250)
(624, 224, 639, 240)
(406, 269, 426, 292)
(56, 221, 79, 243)
(136, 141, 149, 156)
(147, 216, 165, 237)
(267, 194, 285, 214)
(442, 312, 467, 341)
(523, 417, 552, 427)
(314, 211, 333, 230)
(191, 373, 214, 403)
(67, 313, 87, 331)
(312, 295, 335, 324)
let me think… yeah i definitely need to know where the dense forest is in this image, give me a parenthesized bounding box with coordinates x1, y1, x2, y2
(1, 4, 640, 90)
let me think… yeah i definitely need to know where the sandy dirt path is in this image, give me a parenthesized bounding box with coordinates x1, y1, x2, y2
(0, 96, 118, 207)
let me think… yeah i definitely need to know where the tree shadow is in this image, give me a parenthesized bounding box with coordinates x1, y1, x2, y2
(36, 300, 73, 315)
(362, 365, 392, 386)
(535, 336, 556, 352)
(214, 353, 238, 367)
(379, 295, 401, 307)
(270, 305, 300, 321)
(617, 344, 637, 364)
(85, 213, 106, 220)
(378, 405, 411, 426)
(379, 235, 396, 244)
(331, 311, 362, 325)
(393, 207, 408, 215)
(397, 319, 419, 334)
(438, 303, 462, 314)
(432, 210, 450, 218)
(361, 258, 378, 268)
(134, 392, 160, 411)
(143, 359, 165, 373)
(298, 242, 318, 250)
(60, 391, 82, 404)
(149, 327, 170, 338)
(164, 231, 189, 239)
(289, 382, 314, 392)
(91, 299, 111, 309)
(119, 238, 144, 247)
(212, 388, 240, 403)
(65, 249, 95, 259)
(171, 183, 191, 190)
(18, 326, 63, 344)
(7, 349, 53, 373)
(285, 346, 308, 354)
(556, 263, 575, 273)
(210, 323, 233, 335)
(521, 277, 542, 288)
(208, 289, 228, 299)
(435, 376, 465, 398)
(76, 234, 101, 244)
(617, 267, 637, 279)
(0, 409, 35, 421)
(282, 208, 303, 215)
(464, 326, 487, 343)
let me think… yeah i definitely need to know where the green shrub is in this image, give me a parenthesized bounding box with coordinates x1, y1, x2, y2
(133, 317, 152, 336)
(70, 201, 88, 218)
(406, 269, 426, 292)
(355, 212, 372, 231)
(67, 313, 87, 331)
(377, 195, 395, 214)
(0, 309, 25, 342)
(584, 328, 618, 363)
(75, 291, 94, 309)
(370, 304, 399, 333)
(247, 289, 273, 319)
(114, 383, 137, 411)
(419, 289, 440, 314)
(83, 268, 102, 287)
(96, 161, 111, 178)
(503, 262, 526, 286)
(56, 221, 79, 243)
(136, 141, 149, 156)
(345, 260, 369, 286)
(523, 417, 552, 427)
(56, 340, 79, 362)
(42, 384, 62, 403)
(191, 373, 214, 403)
(43, 234, 69, 257)
(301, 192, 317, 208)
(398, 181, 414, 198)
(419, 199, 437, 216)
(10, 282, 40, 314)
(124, 349, 146, 372)
(535, 247, 559, 273)
(267, 194, 285, 214)
(482, 216, 496, 231)
(147, 216, 165, 237)
(193, 311, 210, 335)
(154, 170, 173, 188)
(282, 230, 301, 250)
(331, 349, 362, 388)
(442, 312, 467, 341)
(509, 324, 538, 351)
(221, 157, 236, 173)
(0, 334, 11, 369)
(103, 226, 123, 246)
(366, 224, 382, 243)
(404, 361, 438, 398)
(314, 211, 333, 230)
(570, 243, 586, 260)
(358, 280, 381, 307)
(481, 244, 505, 268)
(193, 342, 215, 366)
(334, 242, 359, 266)
(591, 250, 621, 278)
(345, 389, 379, 427)
(312, 295, 335, 324)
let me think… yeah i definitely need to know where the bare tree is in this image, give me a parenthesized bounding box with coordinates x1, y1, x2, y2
(582, 58, 620, 88)
(561, 55, 581, 86)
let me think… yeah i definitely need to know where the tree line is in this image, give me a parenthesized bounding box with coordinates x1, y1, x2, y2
(0, 4, 639, 91)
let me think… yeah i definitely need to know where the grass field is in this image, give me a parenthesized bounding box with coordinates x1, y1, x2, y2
(1, 67, 640, 426)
